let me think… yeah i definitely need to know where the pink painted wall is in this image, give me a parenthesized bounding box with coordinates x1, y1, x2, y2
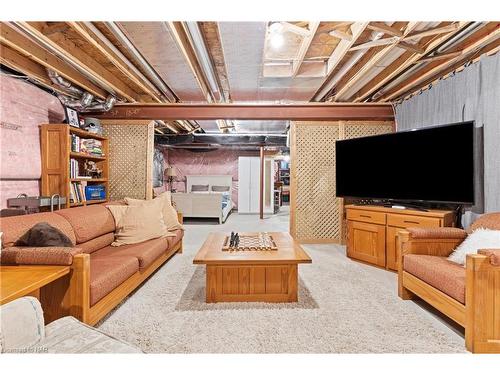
(161, 148, 259, 208)
(0, 75, 65, 208)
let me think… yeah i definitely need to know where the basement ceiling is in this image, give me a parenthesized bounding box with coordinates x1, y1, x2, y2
(1, 21, 498, 136)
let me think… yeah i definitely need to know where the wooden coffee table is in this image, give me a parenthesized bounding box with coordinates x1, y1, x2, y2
(193, 232, 312, 303)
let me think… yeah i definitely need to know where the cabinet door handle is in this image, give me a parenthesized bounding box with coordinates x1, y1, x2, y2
(360, 214, 371, 218)
(403, 220, 420, 224)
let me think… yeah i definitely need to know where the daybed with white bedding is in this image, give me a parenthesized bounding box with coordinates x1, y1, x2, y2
(171, 175, 233, 224)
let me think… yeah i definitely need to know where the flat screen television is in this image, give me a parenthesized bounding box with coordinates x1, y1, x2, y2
(335, 121, 475, 204)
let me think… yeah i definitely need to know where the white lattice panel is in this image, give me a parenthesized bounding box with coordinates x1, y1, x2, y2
(291, 120, 394, 243)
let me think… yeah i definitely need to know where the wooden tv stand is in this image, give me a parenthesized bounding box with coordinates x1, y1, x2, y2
(345, 204, 456, 270)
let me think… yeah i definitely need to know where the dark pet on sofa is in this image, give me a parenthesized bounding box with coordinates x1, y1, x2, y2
(15, 222, 74, 247)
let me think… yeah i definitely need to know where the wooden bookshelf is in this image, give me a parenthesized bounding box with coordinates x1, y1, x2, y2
(41, 124, 109, 208)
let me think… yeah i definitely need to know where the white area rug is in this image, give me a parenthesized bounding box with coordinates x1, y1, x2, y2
(97, 209, 465, 353)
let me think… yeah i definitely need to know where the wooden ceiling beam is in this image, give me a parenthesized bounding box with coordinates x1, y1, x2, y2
(16, 22, 140, 102)
(349, 36, 400, 51)
(326, 22, 369, 75)
(334, 22, 420, 101)
(281, 22, 312, 37)
(351, 22, 470, 102)
(0, 22, 108, 99)
(292, 21, 320, 77)
(84, 103, 394, 121)
(398, 38, 500, 101)
(328, 29, 352, 41)
(367, 22, 404, 37)
(379, 24, 500, 101)
(404, 23, 461, 41)
(66, 22, 164, 103)
(415, 51, 462, 63)
(398, 41, 425, 54)
(0, 44, 71, 95)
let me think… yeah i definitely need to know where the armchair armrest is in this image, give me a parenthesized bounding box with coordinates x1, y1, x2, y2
(0, 246, 83, 266)
(404, 227, 467, 240)
(477, 249, 500, 266)
(398, 228, 465, 258)
(0, 297, 45, 352)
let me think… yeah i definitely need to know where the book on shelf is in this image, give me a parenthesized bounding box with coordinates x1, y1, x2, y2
(69, 181, 88, 204)
(70, 136, 104, 157)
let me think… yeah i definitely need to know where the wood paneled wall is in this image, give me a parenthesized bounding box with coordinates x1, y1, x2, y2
(102, 121, 154, 201)
(289, 120, 394, 243)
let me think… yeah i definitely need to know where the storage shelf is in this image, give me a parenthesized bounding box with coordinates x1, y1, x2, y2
(70, 152, 106, 160)
(69, 127, 107, 140)
(69, 199, 107, 207)
(70, 178, 108, 182)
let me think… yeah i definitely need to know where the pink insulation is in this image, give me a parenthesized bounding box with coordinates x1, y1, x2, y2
(0, 75, 65, 208)
(162, 148, 259, 208)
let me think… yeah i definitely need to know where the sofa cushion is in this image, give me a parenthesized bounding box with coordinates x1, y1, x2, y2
(55, 205, 115, 244)
(125, 193, 183, 232)
(92, 236, 170, 270)
(90, 255, 139, 306)
(167, 229, 184, 249)
(78, 233, 115, 254)
(0, 212, 76, 248)
(403, 254, 466, 304)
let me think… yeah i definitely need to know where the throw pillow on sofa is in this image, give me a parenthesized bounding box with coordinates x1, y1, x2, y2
(447, 228, 500, 266)
(107, 203, 169, 246)
(15, 222, 74, 247)
(125, 192, 183, 232)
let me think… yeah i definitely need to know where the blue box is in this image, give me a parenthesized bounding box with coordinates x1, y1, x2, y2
(85, 185, 106, 200)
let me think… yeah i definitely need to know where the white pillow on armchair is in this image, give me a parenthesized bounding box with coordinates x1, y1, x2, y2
(447, 228, 500, 266)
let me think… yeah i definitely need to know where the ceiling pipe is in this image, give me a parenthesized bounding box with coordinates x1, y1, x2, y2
(371, 22, 482, 100)
(11, 22, 120, 99)
(83, 22, 168, 102)
(184, 22, 225, 101)
(104, 22, 179, 103)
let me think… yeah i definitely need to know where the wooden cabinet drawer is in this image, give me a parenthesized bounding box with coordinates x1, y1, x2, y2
(387, 214, 440, 228)
(346, 209, 386, 225)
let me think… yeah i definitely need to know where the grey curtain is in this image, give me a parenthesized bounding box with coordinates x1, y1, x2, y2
(152, 148, 165, 188)
(395, 52, 500, 214)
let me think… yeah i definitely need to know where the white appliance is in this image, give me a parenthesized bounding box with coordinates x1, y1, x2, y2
(238, 156, 275, 214)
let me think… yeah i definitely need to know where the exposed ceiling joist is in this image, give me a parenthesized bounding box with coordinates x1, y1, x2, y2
(380, 25, 500, 101)
(398, 41, 425, 54)
(0, 22, 108, 99)
(326, 22, 369, 76)
(281, 22, 312, 37)
(404, 23, 461, 41)
(67, 22, 164, 103)
(350, 36, 400, 51)
(292, 21, 320, 77)
(334, 22, 421, 101)
(366, 22, 403, 37)
(415, 51, 462, 63)
(351, 22, 470, 102)
(16, 22, 140, 101)
(0, 44, 70, 95)
(328, 29, 352, 41)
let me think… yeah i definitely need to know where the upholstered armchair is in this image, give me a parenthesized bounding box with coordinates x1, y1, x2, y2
(397, 212, 500, 353)
(0, 297, 141, 353)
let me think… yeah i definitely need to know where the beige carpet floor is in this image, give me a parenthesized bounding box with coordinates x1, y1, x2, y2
(97, 208, 466, 353)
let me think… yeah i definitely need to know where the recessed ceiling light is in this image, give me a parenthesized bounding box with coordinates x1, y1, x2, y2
(270, 33, 284, 49)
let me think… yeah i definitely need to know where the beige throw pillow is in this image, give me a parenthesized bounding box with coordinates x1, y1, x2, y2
(107, 204, 168, 246)
(125, 192, 183, 231)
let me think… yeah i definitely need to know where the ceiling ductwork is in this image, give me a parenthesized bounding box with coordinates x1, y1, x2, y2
(47, 69, 117, 112)
(156, 133, 288, 147)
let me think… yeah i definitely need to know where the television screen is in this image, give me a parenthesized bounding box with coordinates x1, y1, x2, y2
(335, 122, 475, 204)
